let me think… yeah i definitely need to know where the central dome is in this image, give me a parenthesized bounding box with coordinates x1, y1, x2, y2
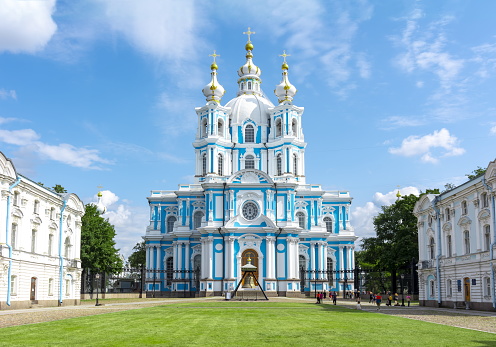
(225, 94, 274, 125)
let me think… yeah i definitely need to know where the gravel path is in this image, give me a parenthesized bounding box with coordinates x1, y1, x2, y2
(0, 297, 495, 334)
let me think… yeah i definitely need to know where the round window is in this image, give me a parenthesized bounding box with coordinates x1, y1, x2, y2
(242, 202, 259, 220)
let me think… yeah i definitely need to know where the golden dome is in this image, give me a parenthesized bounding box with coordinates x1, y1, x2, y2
(245, 42, 254, 51)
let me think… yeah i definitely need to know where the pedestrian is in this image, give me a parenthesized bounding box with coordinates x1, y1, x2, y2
(387, 294, 392, 306)
(356, 297, 362, 310)
(406, 295, 411, 307)
(394, 293, 399, 306)
(323, 291, 326, 299)
(369, 292, 374, 304)
(316, 292, 321, 304)
(375, 293, 382, 310)
(332, 292, 337, 305)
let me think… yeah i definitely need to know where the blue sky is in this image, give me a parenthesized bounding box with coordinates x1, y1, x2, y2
(1, 0, 495, 257)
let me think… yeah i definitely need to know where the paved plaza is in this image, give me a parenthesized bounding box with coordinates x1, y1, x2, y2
(0, 298, 494, 334)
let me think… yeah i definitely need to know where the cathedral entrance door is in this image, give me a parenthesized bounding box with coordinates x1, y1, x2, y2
(463, 277, 470, 302)
(30, 277, 37, 301)
(241, 249, 259, 287)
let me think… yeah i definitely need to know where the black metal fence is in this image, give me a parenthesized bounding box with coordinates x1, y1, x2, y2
(81, 267, 145, 295)
(144, 268, 201, 298)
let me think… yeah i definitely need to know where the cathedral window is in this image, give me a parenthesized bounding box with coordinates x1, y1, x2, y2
(201, 118, 208, 138)
(327, 258, 334, 285)
(167, 216, 176, 233)
(202, 154, 207, 176)
(11, 223, 17, 249)
(461, 200, 468, 215)
(484, 225, 490, 251)
(218, 154, 223, 175)
(276, 154, 282, 176)
(64, 237, 71, 258)
(241, 82, 244, 90)
(446, 235, 452, 257)
(296, 212, 305, 229)
(217, 120, 224, 137)
(293, 154, 298, 175)
(324, 217, 333, 233)
(34, 200, 40, 214)
(248, 81, 252, 89)
(13, 191, 20, 207)
(428, 237, 435, 260)
(50, 207, 56, 220)
(193, 211, 204, 230)
(166, 257, 173, 285)
(445, 208, 450, 221)
(245, 155, 255, 169)
(245, 124, 255, 143)
(463, 230, 470, 254)
(242, 202, 259, 220)
(292, 119, 297, 136)
(275, 118, 282, 137)
(481, 192, 489, 208)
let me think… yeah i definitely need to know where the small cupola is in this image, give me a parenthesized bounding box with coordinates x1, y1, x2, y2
(274, 51, 297, 104)
(202, 51, 225, 104)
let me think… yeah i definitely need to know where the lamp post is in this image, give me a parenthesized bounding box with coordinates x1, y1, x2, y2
(400, 274, 405, 306)
(95, 273, 101, 306)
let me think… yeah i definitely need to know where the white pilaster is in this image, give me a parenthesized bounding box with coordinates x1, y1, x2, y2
(310, 242, 316, 279)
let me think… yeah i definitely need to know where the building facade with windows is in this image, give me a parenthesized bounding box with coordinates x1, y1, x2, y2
(144, 35, 357, 297)
(414, 159, 496, 311)
(0, 151, 84, 309)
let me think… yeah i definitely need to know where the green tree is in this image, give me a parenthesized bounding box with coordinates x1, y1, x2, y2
(128, 241, 146, 268)
(466, 166, 486, 180)
(52, 184, 67, 193)
(81, 204, 123, 275)
(359, 194, 424, 291)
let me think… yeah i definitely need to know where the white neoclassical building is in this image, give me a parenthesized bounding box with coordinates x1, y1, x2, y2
(144, 33, 357, 297)
(0, 151, 84, 309)
(414, 159, 496, 311)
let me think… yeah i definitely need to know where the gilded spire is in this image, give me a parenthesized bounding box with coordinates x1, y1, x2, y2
(274, 50, 297, 104)
(202, 50, 225, 104)
(237, 27, 262, 96)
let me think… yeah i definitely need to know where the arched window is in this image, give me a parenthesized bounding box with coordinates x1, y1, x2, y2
(31, 229, 37, 253)
(241, 249, 258, 287)
(241, 82, 244, 90)
(293, 154, 298, 175)
(446, 235, 452, 257)
(428, 237, 435, 260)
(484, 225, 490, 251)
(11, 223, 17, 249)
(167, 216, 176, 233)
(64, 237, 71, 258)
(463, 230, 470, 254)
(481, 193, 489, 208)
(276, 154, 282, 176)
(166, 257, 173, 285)
(461, 201, 468, 215)
(324, 217, 333, 233)
(248, 81, 252, 90)
(218, 154, 223, 175)
(201, 118, 208, 138)
(194, 211, 204, 230)
(202, 154, 207, 176)
(217, 120, 224, 137)
(275, 118, 282, 137)
(245, 124, 254, 143)
(445, 208, 450, 221)
(296, 212, 305, 229)
(292, 119, 297, 136)
(245, 155, 255, 169)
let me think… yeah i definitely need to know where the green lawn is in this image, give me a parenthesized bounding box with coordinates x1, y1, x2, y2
(0, 302, 493, 346)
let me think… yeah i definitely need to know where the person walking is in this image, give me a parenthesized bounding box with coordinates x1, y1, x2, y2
(406, 295, 411, 307)
(332, 292, 337, 305)
(369, 292, 374, 304)
(375, 293, 382, 310)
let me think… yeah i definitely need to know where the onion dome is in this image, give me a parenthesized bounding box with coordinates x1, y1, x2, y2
(237, 28, 263, 97)
(202, 51, 225, 104)
(274, 51, 297, 104)
(96, 190, 106, 214)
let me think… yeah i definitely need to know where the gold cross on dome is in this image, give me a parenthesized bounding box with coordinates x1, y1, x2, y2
(97, 185, 104, 190)
(209, 50, 220, 63)
(243, 27, 256, 42)
(279, 50, 290, 63)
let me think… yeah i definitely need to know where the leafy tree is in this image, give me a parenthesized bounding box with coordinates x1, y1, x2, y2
(52, 184, 67, 193)
(358, 194, 422, 292)
(466, 166, 486, 180)
(81, 204, 123, 276)
(128, 241, 146, 268)
(442, 183, 456, 192)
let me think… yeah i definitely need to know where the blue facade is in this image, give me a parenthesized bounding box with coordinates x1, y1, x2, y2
(144, 36, 357, 297)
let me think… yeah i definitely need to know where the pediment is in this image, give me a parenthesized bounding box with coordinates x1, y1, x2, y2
(229, 169, 273, 185)
(31, 216, 43, 225)
(224, 213, 276, 229)
(457, 216, 472, 227)
(478, 208, 491, 221)
(442, 222, 452, 232)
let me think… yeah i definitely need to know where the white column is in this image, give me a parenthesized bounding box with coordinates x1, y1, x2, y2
(156, 246, 161, 271)
(310, 242, 316, 279)
(318, 242, 324, 279)
(323, 244, 328, 280)
(177, 242, 183, 280)
(146, 245, 151, 276)
(229, 237, 235, 279)
(173, 242, 178, 279)
(294, 239, 299, 280)
(185, 242, 191, 271)
(339, 246, 344, 280)
(208, 236, 214, 279)
(201, 239, 206, 279)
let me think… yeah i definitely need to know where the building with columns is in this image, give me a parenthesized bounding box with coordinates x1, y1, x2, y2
(414, 159, 496, 311)
(144, 33, 357, 297)
(0, 151, 84, 309)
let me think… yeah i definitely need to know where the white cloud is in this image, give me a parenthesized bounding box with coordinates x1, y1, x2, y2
(490, 125, 496, 135)
(0, 89, 17, 100)
(91, 190, 148, 258)
(381, 116, 425, 129)
(0, 0, 57, 53)
(388, 128, 465, 163)
(416, 81, 424, 88)
(351, 186, 421, 240)
(0, 128, 110, 169)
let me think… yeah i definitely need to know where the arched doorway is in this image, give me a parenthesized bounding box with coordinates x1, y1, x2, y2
(299, 255, 306, 293)
(241, 249, 259, 286)
(30, 277, 37, 301)
(193, 254, 201, 293)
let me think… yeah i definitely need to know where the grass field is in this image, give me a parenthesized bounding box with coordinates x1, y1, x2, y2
(0, 301, 494, 346)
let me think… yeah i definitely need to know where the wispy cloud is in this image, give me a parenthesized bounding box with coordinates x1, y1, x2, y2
(0, 128, 111, 169)
(0, 89, 17, 100)
(389, 128, 465, 163)
(490, 124, 496, 135)
(381, 116, 425, 130)
(0, 0, 57, 54)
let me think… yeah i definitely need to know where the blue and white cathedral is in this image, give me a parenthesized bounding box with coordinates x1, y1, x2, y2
(144, 32, 357, 297)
